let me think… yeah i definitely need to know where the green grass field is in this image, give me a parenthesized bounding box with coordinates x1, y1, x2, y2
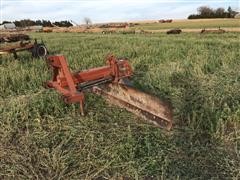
(134, 18, 240, 30)
(0, 32, 240, 179)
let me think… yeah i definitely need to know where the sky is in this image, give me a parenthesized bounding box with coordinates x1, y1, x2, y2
(0, 0, 239, 24)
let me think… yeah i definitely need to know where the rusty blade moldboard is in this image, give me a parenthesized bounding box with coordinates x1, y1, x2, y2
(92, 83, 173, 130)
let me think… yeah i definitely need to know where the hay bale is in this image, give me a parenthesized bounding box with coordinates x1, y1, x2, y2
(167, 28, 182, 34)
(43, 27, 53, 33)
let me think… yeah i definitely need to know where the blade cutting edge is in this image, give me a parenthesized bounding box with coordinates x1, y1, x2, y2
(92, 83, 173, 130)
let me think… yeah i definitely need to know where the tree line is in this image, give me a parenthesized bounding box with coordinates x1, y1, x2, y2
(0, 19, 73, 27)
(188, 6, 238, 19)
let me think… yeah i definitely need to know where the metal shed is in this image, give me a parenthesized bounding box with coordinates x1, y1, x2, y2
(235, 13, 240, 19)
(0, 23, 16, 30)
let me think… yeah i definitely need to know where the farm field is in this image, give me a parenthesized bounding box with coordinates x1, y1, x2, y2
(0, 32, 240, 179)
(134, 18, 240, 30)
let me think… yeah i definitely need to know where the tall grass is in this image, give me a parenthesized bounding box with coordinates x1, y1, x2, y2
(0, 32, 239, 179)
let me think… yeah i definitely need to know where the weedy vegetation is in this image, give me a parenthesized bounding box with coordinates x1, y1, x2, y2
(0, 32, 239, 179)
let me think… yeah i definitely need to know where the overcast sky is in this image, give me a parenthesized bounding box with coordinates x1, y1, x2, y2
(0, 0, 239, 24)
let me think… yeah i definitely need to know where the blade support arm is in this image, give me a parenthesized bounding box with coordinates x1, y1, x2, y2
(46, 54, 133, 116)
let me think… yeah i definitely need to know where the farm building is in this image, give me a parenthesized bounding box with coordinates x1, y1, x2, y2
(235, 13, 240, 18)
(0, 23, 16, 30)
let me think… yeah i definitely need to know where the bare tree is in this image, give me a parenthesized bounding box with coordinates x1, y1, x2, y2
(83, 17, 92, 28)
(197, 6, 214, 17)
(215, 8, 225, 16)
